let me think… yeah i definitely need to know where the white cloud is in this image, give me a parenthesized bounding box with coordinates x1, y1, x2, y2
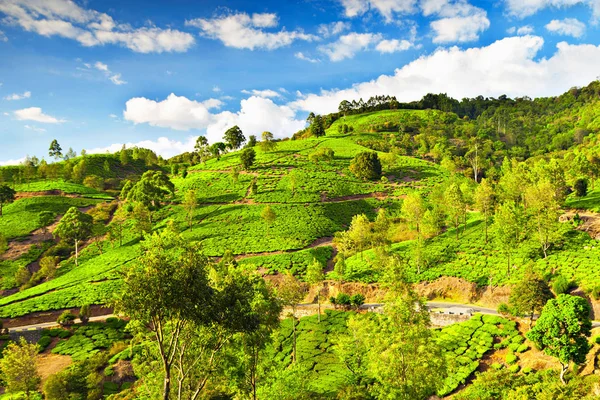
(241, 89, 281, 98)
(375, 39, 413, 53)
(185, 12, 316, 50)
(0, 30, 7, 42)
(317, 21, 351, 37)
(109, 113, 118, 118)
(295, 52, 320, 63)
(0, 0, 195, 53)
(88, 136, 198, 159)
(202, 98, 223, 109)
(290, 36, 600, 114)
(109, 73, 126, 85)
(507, 25, 535, 35)
(0, 157, 26, 166)
(504, 0, 600, 20)
(422, 0, 490, 43)
(14, 107, 64, 123)
(24, 124, 46, 133)
(122, 94, 306, 144)
(4, 91, 31, 100)
(319, 32, 383, 61)
(212, 86, 221, 92)
(546, 18, 586, 37)
(339, 0, 418, 21)
(94, 61, 108, 72)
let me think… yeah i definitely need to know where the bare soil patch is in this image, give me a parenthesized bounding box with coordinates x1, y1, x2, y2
(561, 210, 600, 239)
(37, 353, 72, 383)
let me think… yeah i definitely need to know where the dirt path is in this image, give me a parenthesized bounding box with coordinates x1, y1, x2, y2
(561, 210, 600, 239)
(15, 190, 82, 200)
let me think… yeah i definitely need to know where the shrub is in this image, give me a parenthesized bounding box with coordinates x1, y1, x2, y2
(591, 286, 600, 301)
(491, 363, 503, 370)
(497, 303, 510, 315)
(349, 152, 382, 180)
(350, 294, 365, 308)
(309, 147, 335, 163)
(516, 344, 529, 353)
(57, 311, 76, 326)
(508, 364, 520, 373)
(522, 367, 533, 374)
(594, 336, 600, 345)
(573, 178, 588, 197)
(38, 336, 53, 352)
(79, 304, 91, 323)
(505, 353, 518, 365)
(240, 148, 256, 170)
(335, 293, 351, 308)
(552, 275, 574, 295)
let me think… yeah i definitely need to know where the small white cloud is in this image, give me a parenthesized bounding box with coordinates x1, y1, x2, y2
(295, 52, 320, 63)
(186, 12, 316, 50)
(279, 87, 288, 93)
(14, 107, 65, 123)
(319, 32, 382, 61)
(241, 89, 281, 98)
(24, 124, 46, 133)
(505, 0, 600, 21)
(220, 95, 235, 101)
(423, 0, 490, 43)
(83, 63, 91, 68)
(3, 112, 9, 116)
(88, 136, 198, 159)
(212, 86, 221, 93)
(508, 25, 535, 35)
(339, 0, 418, 22)
(0, 30, 7, 42)
(0, 157, 26, 166)
(4, 91, 31, 101)
(202, 98, 224, 109)
(94, 61, 109, 72)
(546, 18, 586, 38)
(317, 21, 351, 37)
(109, 113, 118, 118)
(375, 39, 413, 53)
(109, 73, 126, 85)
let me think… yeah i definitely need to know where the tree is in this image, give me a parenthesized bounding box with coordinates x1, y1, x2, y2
(310, 115, 325, 137)
(474, 178, 496, 243)
(573, 178, 588, 197)
(349, 152, 382, 180)
(492, 201, 525, 276)
(131, 202, 152, 238)
(260, 131, 277, 152)
(240, 148, 256, 170)
(49, 139, 63, 160)
(223, 125, 246, 150)
(231, 166, 240, 184)
(445, 183, 466, 240)
(183, 189, 198, 229)
(0, 184, 16, 217)
(277, 272, 306, 363)
(120, 145, 129, 166)
(209, 142, 227, 160)
(524, 180, 562, 258)
(509, 269, 554, 323)
(247, 135, 257, 148)
(0, 233, 7, 255)
(79, 304, 91, 323)
(0, 337, 41, 398)
(115, 228, 213, 400)
(341, 290, 447, 399)
(127, 171, 175, 210)
(334, 214, 372, 259)
(261, 205, 276, 235)
(54, 207, 93, 266)
(64, 147, 77, 160)
(527, 294, 592, 384)
(38, 256, 59, 280)
(305, 258, 325, 322)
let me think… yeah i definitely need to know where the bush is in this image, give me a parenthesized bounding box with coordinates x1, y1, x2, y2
(505, 353, 518, 365)
(57, 311, 76, 326)
(508, 364, 520, 373)
(38, 336, 53, 352)
(573, 178, 588, 197)
(497, 303, 510, 315)
(79, 304, 91, 323)
(350, 294, 365, 308)
(491, 363, 503, 370)
(335, 293, 351, 309)
(516, 344, 529, 353)
(349, 152, 382, 180)
(240, 148, 256, 170)
(552, 275, 574, 295)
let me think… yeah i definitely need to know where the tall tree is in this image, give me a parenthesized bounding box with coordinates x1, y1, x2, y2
(54, 207, 93, 266)
(527, 294, 592, 384)
(474, 178, 496, 243)
(0, 184, 16, 217)
(0, 337, 41, 399)
(277, 272, 306, 364)
(492, 201, 525, 276)
(260, 131, 277, 152)
(305, 258, 325, 322)
(261, 205, 276, 235)
(349, 152, 382, 180)
(223, 125, 246, 150)
(38, 210, 56, 240)
(445, 183, 466, 240)
(240, 148, 256, 170)
(48, 139, 63, 160)
(524, 180, 562, 258)
(127, 171, 175, 210)
(183, 189, 198, 229)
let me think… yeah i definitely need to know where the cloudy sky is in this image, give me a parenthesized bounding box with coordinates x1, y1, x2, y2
(1, 0, 599, 165)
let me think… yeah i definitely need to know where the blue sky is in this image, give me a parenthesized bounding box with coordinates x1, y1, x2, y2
(1, 0, 599, 164)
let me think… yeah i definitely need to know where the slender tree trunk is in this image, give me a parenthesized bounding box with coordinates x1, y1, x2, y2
(292, 308, 297, 363)
(163, 367, 171, 400)
(560, 363, 568, 385)
(317, 291, 321, 323)
(75, 239, 79, 266)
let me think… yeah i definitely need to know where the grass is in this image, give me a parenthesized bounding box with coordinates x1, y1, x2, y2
(12, 179, 106, 196)
(238, 246, 334, 278)
(565, 188, 600, 212)
(0, 196, 103, 240)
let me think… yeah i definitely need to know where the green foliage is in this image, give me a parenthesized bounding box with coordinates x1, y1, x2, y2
(52, 320, 128, 361)
(0, 337, 41, 396)
(240, 148, 256, 170)
(223, 125, 246, 150)
(574, 178, 588, 197)
(349, 151, 382, 180)
(57, 311, 76, 325)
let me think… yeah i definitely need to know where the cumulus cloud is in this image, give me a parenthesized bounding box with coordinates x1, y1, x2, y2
(375, 39, 413, 53)
(422, 0, 490, 43)
(546, 18, 586, 37)
(14, 107, 65, 123)
(0, 157, 26, 166)
(86, 61, 126, 85)
(241, 89, 281, 98)
(290, 35, 600, 114)
(339, 0, 418, 21)
(504, 0, 600, 20)
(4, 91, 31, 100)
(0, 0, 195, 53)
(88, 136, 198, 159)
(295, 52, 320, 63)
(319, 32, 383, 61)
(185, 12, 316, 50)
(122, 94, 306, 143)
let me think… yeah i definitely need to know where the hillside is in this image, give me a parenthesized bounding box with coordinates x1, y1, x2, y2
(1, 85, 600, 398)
